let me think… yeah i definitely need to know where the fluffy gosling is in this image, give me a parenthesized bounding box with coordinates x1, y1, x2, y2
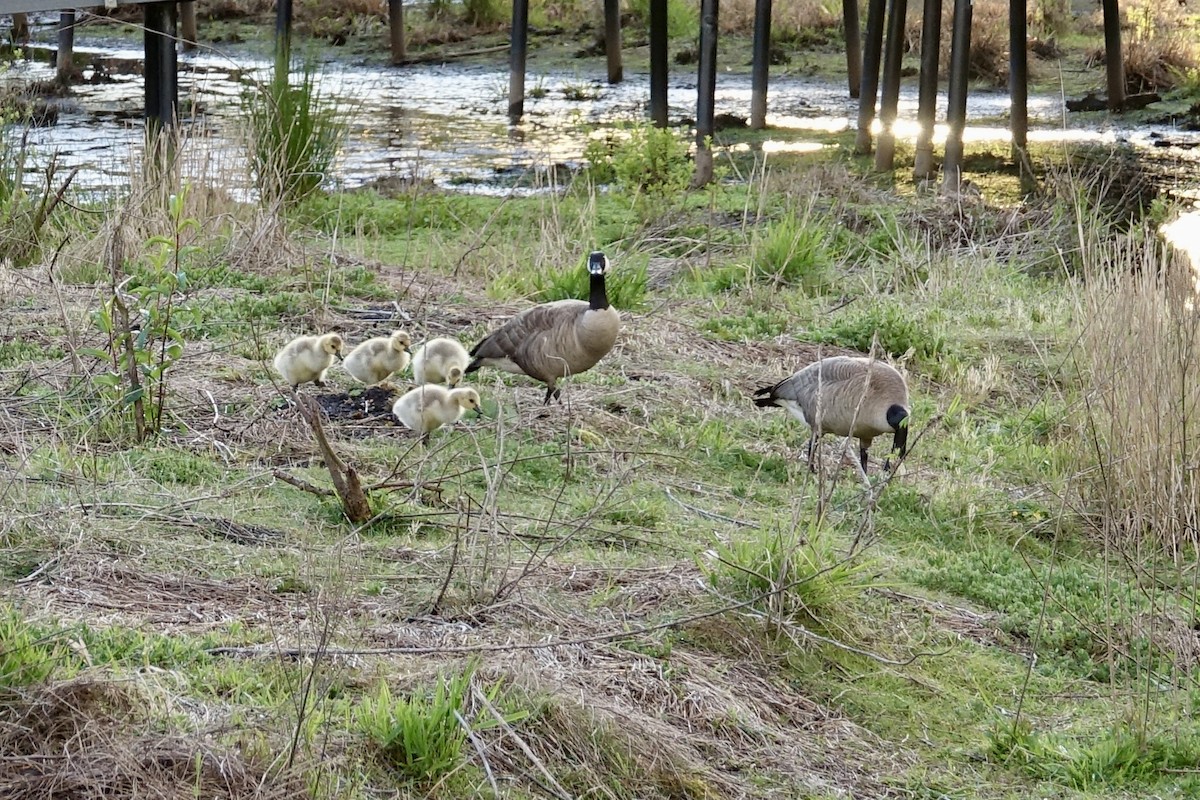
(342, 330, 412, 386)
(753, 355, 910, 483)
(411, 337, 470, 386)
(392, 385, 483, 441)
(273, 333, 344, 389)
(466, 251, 620, 404)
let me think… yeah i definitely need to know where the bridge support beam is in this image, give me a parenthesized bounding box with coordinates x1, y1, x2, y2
(56, 11, 74, 84)
(942, 0, 972, 190)
(692, 0, 718, 187)
(912, 0, 942, 179)
(388, 0, 406, 63)
(180, 1, 197, 52)
(604, 0, 622, 83)
(1101, 0, 1124, 110)
(749, 0, 772, 129)
(873, 0, 907, 170)
(649, 0, 668, 126)
(853, 0, 885, 154)
(843, 0, 861, 97)
(144, 2, 178, 130)
(508, 0, 530, 121)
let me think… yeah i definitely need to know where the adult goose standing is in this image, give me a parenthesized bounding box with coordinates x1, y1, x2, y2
(753, 355, 910, 481)
(466, 251, 620, 404)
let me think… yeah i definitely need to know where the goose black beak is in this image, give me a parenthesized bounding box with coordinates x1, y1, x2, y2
(893, 418, 908, 462)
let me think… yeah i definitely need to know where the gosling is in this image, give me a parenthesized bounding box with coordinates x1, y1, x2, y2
(753, 355, 910, 482)
(342, 330, 412, 386)
(411, 337, 470, 387)
(273, 332, 344, 389)
(466, 250, 620, 404)
(392, 385, 483, 441)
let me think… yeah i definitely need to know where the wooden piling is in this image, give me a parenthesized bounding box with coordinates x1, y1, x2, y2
(649, 0, 668, 126)
(275, 0, 293, 65)
(180, 1, 197, 52)
(508, 0, 530, 121)
(693, 0, 719, 187)
(1010, 0, 1034, 190)
(912, 0, 942, 180)
(144, 3, 178, 130)
(12, 12, 28, 41)
(55, 11, 74, 84)
(852, 0, 886, 154)
(388, 0, 406, 63)
(843, 0, 861, 98)
(942, 0, 972, 190)
(873, 0, 908, 170)
(604, 0, 623, 83)
(750, 0, 772, 129)
(1101, 0, 1124, 110)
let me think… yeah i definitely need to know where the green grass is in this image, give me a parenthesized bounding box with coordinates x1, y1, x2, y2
(4, 129, 1200, 800)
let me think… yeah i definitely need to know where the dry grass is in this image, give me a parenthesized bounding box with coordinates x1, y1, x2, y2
(1071, 222, 1200, 552)
(903, 0, 1012, 87)
(0, 677, 308, 800)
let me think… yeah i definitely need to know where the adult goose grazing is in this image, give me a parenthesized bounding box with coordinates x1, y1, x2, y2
(753, 356, 910, 482)
(466, 251, 620, 404)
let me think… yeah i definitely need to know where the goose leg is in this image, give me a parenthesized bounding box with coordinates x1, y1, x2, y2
(859, 445, 869, 474)
(542, 384, 562, 405)
(805, 433, 818, 473)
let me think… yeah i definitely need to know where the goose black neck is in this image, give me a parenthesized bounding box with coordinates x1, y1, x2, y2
(589, 272, 610, 310)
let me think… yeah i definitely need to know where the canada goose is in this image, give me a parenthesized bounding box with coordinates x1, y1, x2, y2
(753, 356, 910, 480)
(412, 337, 470, 387)
(392, 385, 483, 440)
(273, 333, 344, 389)
(466, 251, 620, 404)
(342, 330, 412, 386)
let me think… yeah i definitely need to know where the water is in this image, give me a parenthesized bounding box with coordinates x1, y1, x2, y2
(3, 24, 1200, 196)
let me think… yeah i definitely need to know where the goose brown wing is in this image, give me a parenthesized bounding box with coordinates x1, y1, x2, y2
(470, 301, 586, 376)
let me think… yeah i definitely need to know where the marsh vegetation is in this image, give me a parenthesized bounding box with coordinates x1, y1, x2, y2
(3, 0, 1200, 797)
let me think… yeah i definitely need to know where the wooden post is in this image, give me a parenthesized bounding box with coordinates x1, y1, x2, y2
(12, 12, 28, 41)
(912, 0, 942, 180)
(1010, 0, 1034, 190)
(388, 0, 406, 63)
(750, 0, 772, 129)
(942, 0, 972, 190)
(649, 0, 668, 126)
(276, 0, 293, 66)
(56, 11, 75, 84)
(1101, 0, 1124, 110)
(843, 0, 861, 98)
(853, 0, 886, 154)
(693, 0, 719, 187)
(144, 2, 178, 130)
(873, 0, 908, 170)
(180, 1, 197, 52)
(508, 0, 530, 121)
(604, 0, 622, 83)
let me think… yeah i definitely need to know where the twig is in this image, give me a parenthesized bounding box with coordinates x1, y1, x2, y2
(664, 487, 756, 528)
(293, 393, 372, 523)
(455, 708, 499, 796)
(272, 469, 335, 497)
(474, 685, 572, 800)
(207, 575, 950, 665)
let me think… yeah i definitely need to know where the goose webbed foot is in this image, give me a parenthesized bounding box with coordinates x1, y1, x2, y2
(542, 386, 562, 405)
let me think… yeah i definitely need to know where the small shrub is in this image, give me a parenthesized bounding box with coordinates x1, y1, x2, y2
(706, 528, 873, 632)
(584, 125, 691, 199)
(0, 606, 62, 688)
(747, 212, 834, 293)
(463, 0, 506, 26)
(244, 53, 346, 205)
(810, 302, 946, 360)
(355, 660, 524, 784)
(0, 131, 75, 265)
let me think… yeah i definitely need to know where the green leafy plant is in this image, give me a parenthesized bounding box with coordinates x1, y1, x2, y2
(85, 188, 200, 442)
(748, 212, 834, 293)
(0, 605, 63, 688)
(706, 527, 874, 632)
(584, 125, 692, 200)
(245, 52, 346, 205)
(355, 660, 525, 784)
(811, 302, 946, 360)
(0, 129, 76, 265)
(626, 0, 698, 38)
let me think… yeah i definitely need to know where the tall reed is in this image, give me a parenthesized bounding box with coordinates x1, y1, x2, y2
(1072, 222, 1200, 552)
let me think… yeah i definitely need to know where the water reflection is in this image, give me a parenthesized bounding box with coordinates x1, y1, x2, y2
(1, 35, 1199, 194)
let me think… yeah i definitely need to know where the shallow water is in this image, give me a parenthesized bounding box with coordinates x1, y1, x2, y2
(3, 20, 1200, 196)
